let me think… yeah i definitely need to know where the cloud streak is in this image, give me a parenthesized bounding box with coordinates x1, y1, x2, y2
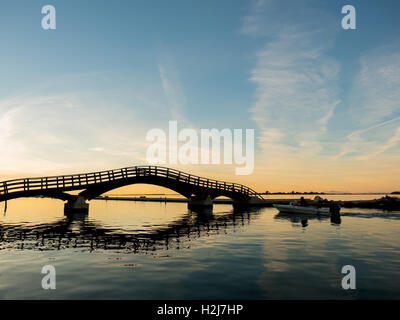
(159, 62, 190, 125)
(0, 89, 150, 177)
(239, 0, 400, 192)
(243, 0, 340, 156)
(339, 44, 400, 159)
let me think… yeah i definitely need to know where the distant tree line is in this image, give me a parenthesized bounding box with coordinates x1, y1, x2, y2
(263, 191, 326, 195)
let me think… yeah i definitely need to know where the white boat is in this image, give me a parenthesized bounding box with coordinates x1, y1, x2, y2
(273, 204, 330, 216)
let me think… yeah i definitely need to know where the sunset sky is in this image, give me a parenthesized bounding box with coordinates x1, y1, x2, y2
(0, 0, 399, 193)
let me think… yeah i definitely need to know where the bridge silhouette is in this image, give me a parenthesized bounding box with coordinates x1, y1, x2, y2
(0, 166, 264, 212)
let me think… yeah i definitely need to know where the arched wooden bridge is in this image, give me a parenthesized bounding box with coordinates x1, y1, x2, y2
(0, 166, 264, 211)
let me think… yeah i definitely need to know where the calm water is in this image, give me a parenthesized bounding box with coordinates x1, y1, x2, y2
(0, 197, 399, 299)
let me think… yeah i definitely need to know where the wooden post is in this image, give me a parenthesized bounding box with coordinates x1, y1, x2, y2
(3, 182, 8, 213)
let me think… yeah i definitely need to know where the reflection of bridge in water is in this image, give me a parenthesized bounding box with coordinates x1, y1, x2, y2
(0, 208, 261, 253)
(0, 166, 264, 212)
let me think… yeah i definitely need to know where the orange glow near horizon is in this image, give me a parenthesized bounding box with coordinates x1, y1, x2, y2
(1, 157, 399, 194)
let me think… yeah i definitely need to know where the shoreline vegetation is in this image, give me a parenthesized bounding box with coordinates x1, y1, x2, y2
(96, 194, 400, 210)
(261, 191, 400, 195)
(102, 191, 400, 196)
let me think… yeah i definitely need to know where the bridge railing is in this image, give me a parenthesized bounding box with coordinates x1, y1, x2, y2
(0, 166, 262, 199)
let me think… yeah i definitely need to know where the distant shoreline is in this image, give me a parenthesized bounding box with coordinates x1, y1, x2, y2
(103, 192, 396, 197)
(96, 194, 400, 210)
(260, 192, 395, 195)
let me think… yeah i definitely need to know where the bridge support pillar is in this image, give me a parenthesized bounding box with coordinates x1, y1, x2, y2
(188, 195, 213, 209)
(64, 196, 89, 214)
(233, 197, 264, 209)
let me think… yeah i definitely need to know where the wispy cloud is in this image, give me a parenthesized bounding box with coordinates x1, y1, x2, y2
(0, 65, 204, 178)
(238, 0, 399, 192)
(0, 89, 150, 177)
(159, 62, 190, 125)
(337, 117, 400, 159)
(349, 45, 400, 126)
(243, 0, 340, 156)
(339, 44, 400, 159)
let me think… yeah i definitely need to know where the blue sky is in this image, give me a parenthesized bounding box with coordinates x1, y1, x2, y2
(0, 0, 399, 191)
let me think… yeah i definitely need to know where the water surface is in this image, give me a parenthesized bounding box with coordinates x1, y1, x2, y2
(0, 197, 399, 299)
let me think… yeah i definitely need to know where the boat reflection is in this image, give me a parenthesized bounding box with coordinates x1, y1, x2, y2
(0, 208, 261, 253)
(274, 212, 341, 227)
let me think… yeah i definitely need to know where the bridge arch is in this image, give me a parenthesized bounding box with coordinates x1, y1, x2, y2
(79, 176, 194, 200)
(0, 166, 264, 210)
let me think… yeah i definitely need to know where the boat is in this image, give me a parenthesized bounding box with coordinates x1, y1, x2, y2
(273, 204, 330, 216)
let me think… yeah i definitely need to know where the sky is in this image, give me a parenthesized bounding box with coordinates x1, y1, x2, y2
(0, 0, 399, 193)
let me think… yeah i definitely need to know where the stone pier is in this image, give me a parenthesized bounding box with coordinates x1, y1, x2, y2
(233, 197, 266, 209)
(64, 196, 89, 214)
(188, 195, 213, 209)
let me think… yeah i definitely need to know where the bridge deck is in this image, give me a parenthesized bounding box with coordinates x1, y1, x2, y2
(0, 166, 263, 202)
